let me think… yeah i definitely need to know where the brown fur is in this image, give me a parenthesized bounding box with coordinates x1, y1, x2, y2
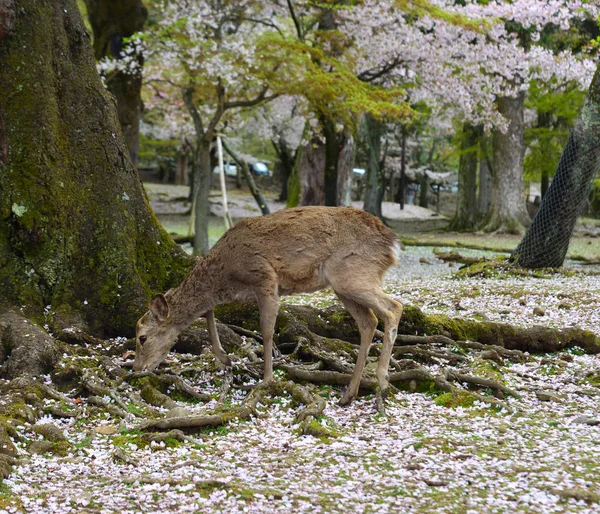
(134, 206, 403, 405)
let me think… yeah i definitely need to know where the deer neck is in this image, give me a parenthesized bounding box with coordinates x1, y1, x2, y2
(165, 255, 224, 327)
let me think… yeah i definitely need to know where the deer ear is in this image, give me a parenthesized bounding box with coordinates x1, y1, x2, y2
(150, 293, 169, 321)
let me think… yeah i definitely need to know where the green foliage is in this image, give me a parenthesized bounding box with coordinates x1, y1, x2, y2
(524, 80, 585, 182)
(257, 34, 416, 130)
(395, 0, 492, 32)
(138, 133, 180, 169)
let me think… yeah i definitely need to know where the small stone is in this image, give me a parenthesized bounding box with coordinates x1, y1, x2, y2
(34, 423, 67, 442)
(535, 391, 560, 402)
(571, 415, 600, 426)
(165, 407, 193, 419)
(533, 306, 545, 316)
(558, 302, 572, 310)
(28, 441, 55, 455)
(419, 257, 431, 265)
(518, 299, 527, 306)
(94, 425, 119, 435)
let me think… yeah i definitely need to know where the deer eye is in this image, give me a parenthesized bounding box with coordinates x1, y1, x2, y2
(139, 336, 147, 346)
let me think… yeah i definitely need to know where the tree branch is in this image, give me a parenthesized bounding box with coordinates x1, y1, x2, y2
(287, 0, 304, 41)
(182, 87, 205, 137)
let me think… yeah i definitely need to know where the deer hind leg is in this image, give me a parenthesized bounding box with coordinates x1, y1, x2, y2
(367, 293, 403, 399)
(336, 293, 378, 406)
(257, 294, 280, 384)
(206, 309, 231, 366)
(332, 281, 402, 402)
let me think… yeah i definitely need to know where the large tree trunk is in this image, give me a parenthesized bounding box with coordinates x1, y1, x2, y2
(511, 65, 600, 268)
(84, 0, 147, 166)
(449, 124, 479, 231)
(0, 0, 191, 337)
(480, 93, 531, 233)
(363, 116, 384, 219)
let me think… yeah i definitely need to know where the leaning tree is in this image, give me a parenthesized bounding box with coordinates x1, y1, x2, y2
(0, 0, 192, 338)
(511, 62, 600, 268)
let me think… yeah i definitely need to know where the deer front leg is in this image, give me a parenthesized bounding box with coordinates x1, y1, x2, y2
(206, 309, 232, 366)
(257, 295, 279, 384)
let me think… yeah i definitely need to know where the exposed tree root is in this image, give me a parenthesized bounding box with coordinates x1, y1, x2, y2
(1, 300, 597, 473)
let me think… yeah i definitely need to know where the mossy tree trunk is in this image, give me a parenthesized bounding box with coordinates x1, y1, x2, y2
(0, 0, 192, 337)
(84, 0, 147, 166)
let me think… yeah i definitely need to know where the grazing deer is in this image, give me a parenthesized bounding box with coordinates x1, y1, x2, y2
(134, 206, 403, 405)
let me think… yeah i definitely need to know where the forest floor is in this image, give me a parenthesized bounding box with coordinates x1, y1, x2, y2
(2, 186, 600, 513)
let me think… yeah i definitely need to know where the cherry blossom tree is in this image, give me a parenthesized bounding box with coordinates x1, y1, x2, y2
(339, 0, 598, 232)
(143, 0, 283, 255)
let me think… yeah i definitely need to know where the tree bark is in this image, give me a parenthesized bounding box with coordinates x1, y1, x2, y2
(322, 119, 339, 206)
(480, 93, 531, 233)
(297, 138, 325, 206)
(512, 65, 600, 268)
(193, 137, 213, 256)
(84, 0, 147, 166)
(0, 0, 191, 337)
(363, 116, 384, 219)
(449, 124, 479, 231)
(272, 138, 295, 203)
(478, 136, 492, 219)
(337, 135, 354, 206)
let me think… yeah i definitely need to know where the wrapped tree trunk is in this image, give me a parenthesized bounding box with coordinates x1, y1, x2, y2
(84, 0, 147, 166)
(511, 65, 600, 268)
(480, 93, 531, 233)
(0, 0, 192, 337)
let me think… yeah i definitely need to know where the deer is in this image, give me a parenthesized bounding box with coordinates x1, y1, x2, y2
(133, 206, 403, 406)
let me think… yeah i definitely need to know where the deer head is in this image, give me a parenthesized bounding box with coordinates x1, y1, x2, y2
(133, 293, 180, 371)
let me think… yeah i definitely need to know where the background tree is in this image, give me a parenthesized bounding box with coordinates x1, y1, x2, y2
(84, 0, 147, 165)
(0, 0, 191, 337)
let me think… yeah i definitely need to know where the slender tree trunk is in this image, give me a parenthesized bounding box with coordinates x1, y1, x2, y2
(394, 129, 407, 208)
(0, 0, 191, 337)
(478, 136, 492, 219)
(363, 116, 384, 218)
(84, 0, 147, 166)
(419, 174, 429, 208)
(512, 65, 600, 268)
(272, 139, 295, 203)
(337, 135, 354, 206)
(449, 124, 479, 231)
(480, 93, 531, 233)
(176, 138, 190, 186)
(193, 138, 212, 256)
(322, 119, 340, 206)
